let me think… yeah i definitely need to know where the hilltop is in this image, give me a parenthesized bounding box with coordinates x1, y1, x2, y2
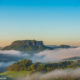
(2, 40, 72, 52)
(2, 40, 48, 52)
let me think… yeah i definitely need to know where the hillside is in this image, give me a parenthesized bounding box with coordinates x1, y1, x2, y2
(6, 59, 80, 72)
(1, 59, 80, 80)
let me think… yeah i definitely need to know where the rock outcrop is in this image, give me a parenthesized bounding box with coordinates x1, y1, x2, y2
(2, 40, 73, 52)
(3, 40, 47, 51)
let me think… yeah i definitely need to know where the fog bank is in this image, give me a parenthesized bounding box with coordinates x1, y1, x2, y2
(0, 47, 80, 72)
(20, 68, 80, 80)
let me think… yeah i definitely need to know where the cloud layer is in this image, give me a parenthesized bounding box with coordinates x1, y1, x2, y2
(17, 68, 80, 80)
(0, 47, 80, 72)
(34, 47, 80, 62)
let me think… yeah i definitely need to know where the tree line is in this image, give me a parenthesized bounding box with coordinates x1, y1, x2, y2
(7, 59, 80, 72)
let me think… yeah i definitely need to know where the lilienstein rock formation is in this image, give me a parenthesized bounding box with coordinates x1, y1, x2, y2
(2, 40, 71, 52)
(3, 40, 49, 52)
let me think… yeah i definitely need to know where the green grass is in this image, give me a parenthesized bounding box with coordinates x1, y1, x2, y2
(1, 71, 80, 80)
(0, 71, 31, 79)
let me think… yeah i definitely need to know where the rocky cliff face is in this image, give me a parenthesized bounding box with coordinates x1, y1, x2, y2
(3, 40, 47, 51)
(11, 40, 44, 47)
(2, 40, 72, 52)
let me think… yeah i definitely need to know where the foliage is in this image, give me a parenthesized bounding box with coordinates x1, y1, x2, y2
(7, 59, 80, 72)
(7, 59, 32, 71)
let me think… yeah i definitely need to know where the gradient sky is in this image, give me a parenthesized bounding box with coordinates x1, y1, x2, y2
(0, 0, 80, 47)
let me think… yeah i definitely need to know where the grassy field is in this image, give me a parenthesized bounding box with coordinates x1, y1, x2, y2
(0, 71, 31, 80)
(1, 71, 80, 80)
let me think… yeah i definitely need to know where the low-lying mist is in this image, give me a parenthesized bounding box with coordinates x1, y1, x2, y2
(0, 47, 80, 72)
(19, 68, 80, 80)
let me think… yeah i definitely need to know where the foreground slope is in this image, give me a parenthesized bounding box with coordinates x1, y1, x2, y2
(1, 59, 80, 80)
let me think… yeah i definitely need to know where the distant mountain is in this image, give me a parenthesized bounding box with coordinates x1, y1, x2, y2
(0, 47, 3, 50)
(46, 45, 57, 48)
(46, 45, 72, 49)
(59, 45, 71, 48)
(63, 57, 80, 61)
(2, 40, 73, 52)
(3, 40, 48, 52)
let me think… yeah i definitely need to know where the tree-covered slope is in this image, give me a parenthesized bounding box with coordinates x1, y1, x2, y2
(6, 59, 80, 72)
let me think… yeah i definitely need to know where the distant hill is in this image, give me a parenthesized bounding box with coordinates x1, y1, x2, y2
(63, 57, 80, 61)
(3, 40, 48, 52)
(6, 59, 80, 72)
(59, 45, 72, 48)
(46, 45, 57, 48)
(2, 40, 73, 52)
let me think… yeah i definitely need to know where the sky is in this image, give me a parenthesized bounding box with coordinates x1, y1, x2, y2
(0, 0, 80, 47)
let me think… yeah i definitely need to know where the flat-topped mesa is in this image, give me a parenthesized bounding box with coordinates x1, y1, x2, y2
(3, 40, 46, 51)
(11, 40, 44, 47)
(2, 40, 73, 52)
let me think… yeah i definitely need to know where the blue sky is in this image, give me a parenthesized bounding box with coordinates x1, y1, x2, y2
(0, 0, 80, 46)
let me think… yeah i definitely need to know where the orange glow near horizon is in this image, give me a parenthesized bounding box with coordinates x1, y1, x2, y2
(0, 40, 80, 47)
